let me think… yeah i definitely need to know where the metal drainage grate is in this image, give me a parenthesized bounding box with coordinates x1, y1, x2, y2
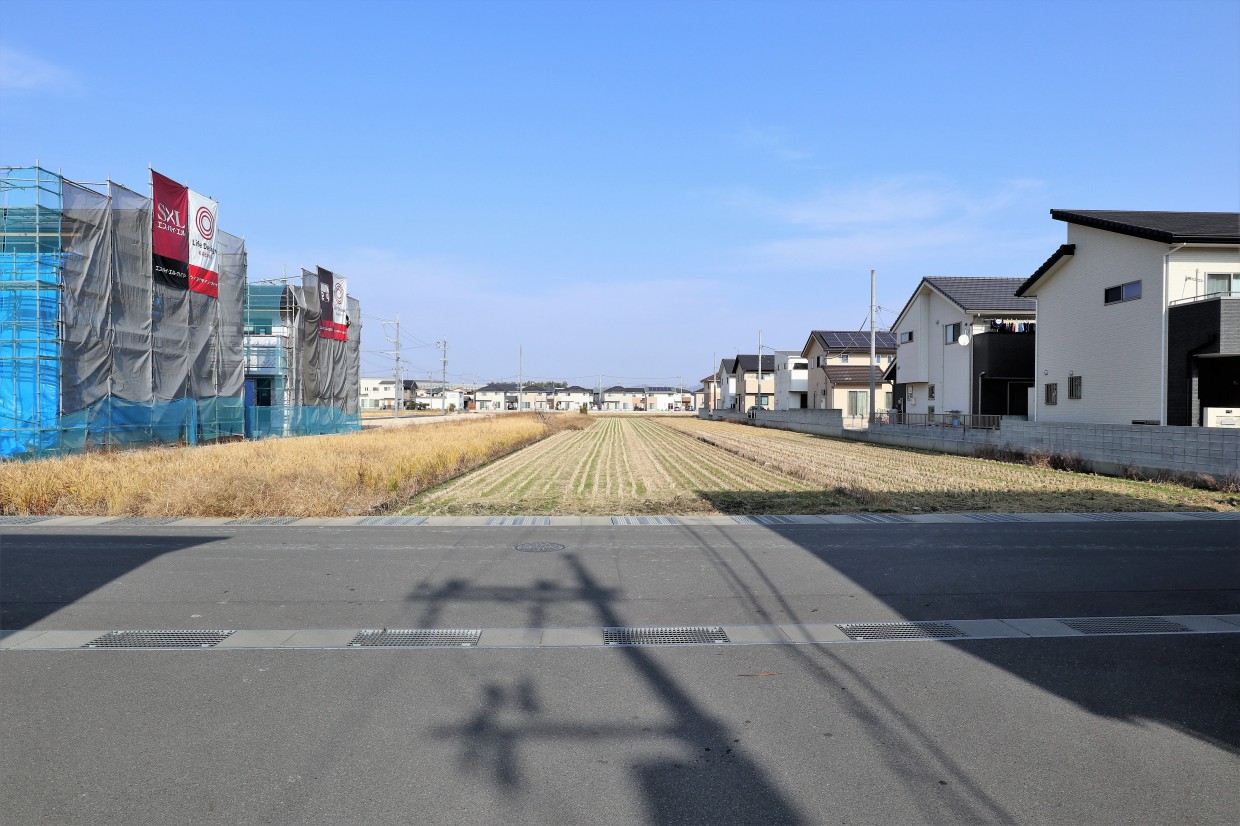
(348, 629, 481, 647)
(611, 516, 679, 526)
(837, 621, 965, 641)
(603, 626, 729, 645)
(849, 514, 913, 524)
(514, 542, 565, 553)
(101, 517, 182, 526)
(84, 630, 235, 649)
(224, 517, 300, 526)
(962, 513, 1030, 523)
(1060, 616, 1191, 635)
(730, 515, 800, 525)
(485, 516, 552, 526)
(357, 516, 429, 526)
(1072, 512, 1142, 522)
(0, 515, 56, 525)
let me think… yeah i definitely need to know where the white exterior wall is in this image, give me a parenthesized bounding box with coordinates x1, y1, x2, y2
(1032, 225, 1168, 424)
(773, 353, 808, 409)
(359, 377, 399, 409)
(895, 290, 971, 413)
(1167, 247, 1240, 301)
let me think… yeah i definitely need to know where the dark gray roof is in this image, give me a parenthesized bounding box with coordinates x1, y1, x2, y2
(476, 383, 557, 393)
(926, 277, 1035, 313)
(1016, 244, 1075, 297)
(1052, 210, 1240, 244)
(809, 331, 897, 351)
(732, 354, 775, 372)
(822, 365, 885, 384)
(719, 358, 736, 375)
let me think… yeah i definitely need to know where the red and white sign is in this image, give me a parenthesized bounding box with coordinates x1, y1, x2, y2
(316, 267, 348, 341)
(152, 171, 189, 290)
(151, 170, 220, 297)
(331, 274, 349, 341)
(187, 189, 219, 297)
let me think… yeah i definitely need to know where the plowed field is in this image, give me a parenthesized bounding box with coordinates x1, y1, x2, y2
(408, 417, 1234, 515)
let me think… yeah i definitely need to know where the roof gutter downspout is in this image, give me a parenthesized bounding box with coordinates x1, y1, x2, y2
(1159, 243, 1187, 426)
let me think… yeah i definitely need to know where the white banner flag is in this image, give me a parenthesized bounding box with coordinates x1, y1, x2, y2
(187, 189, 219, 298)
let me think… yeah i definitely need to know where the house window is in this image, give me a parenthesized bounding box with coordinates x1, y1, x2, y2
(944, 322, 962, 345)
(1069, 376, 1082, 400)
(928, 384, 936, 400)
(1104, 280, 1142, 304)
(847, 391, 868, 417)
(816, 355, 825, 367)
(839, 353, 849, 363)
(899, 331, 914, 343)
(1206, 273, 1239, 296)
(1045, 383, 1058, 405)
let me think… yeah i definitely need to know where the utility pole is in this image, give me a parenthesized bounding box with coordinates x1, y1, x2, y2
(757, 329, 763, 410)
(518, 345, 523, 413)
(869, 269, 877, 427)
(710, 351, 716, 410)
(436, 339, 448, 416)
(382, 314, 401, 418)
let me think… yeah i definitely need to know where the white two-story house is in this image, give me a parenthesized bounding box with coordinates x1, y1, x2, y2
(891, 277, 1036, 419)
(1016, 210, 1240, 426)
(772, 350, 809, 409)
(713, 358, 737, 410)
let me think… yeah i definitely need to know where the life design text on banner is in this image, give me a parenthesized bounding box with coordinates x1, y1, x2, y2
(151, 170, 189, 290)
(187, 190, 219, 297)
(331, 274, 348, 341)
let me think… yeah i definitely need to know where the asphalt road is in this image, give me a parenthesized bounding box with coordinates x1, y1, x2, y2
(2, 520, 1238, 824)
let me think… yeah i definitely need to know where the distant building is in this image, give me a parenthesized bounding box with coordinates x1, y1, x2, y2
(799, 331, 896, 424)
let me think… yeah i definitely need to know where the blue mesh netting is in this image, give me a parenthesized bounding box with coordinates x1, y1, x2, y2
(246, 405, 361, 439)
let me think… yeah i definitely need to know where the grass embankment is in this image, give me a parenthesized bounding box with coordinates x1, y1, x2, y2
(661, 418, 1238, 513)
(0, 413, 590, 517)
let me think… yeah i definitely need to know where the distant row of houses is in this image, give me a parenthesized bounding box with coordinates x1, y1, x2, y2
(702, 210, 1240, 428)
(357, 380, 696, 412)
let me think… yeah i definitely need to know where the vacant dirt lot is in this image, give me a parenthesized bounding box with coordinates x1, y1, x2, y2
(410, 417, 1235, 515)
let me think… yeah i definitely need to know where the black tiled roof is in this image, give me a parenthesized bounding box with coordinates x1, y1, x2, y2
(1016, 244, 1075, 297)
(719, 358, 736, 375)
(810, 331, 897, 351)
(1052, 210, 1240, 244)
(823, 365, 885, 384)
(925, 277, 1035, 313)
(732, 354, 776, 372)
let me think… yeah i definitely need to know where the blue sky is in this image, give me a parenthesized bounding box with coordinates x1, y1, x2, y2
(3, 0, 1238, 387)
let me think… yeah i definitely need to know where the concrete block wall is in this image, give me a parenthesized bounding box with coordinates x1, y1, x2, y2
(702, 408, 1239, 482)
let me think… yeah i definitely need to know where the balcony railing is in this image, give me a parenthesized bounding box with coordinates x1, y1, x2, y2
(1169, 290, 1239, 307)
(878, 412, 1002, 430)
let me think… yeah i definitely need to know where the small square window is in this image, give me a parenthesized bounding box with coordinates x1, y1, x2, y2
(1069, 376, 1082, 400)
(839, 353, 849, 363)
(928, 384, 936, 400)
(1045, 383, 1058, 405)
(899, 331, 914, 343)
(944, 322, 962, 345)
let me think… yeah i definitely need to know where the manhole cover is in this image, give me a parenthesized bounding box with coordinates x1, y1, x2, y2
(514, 542, 565, 553)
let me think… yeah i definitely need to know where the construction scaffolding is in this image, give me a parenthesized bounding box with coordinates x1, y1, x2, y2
(1, 166, 360, 459)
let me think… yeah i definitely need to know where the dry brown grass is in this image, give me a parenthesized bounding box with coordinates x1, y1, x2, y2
(0, 413, 589, 517)
(661, 418, 1238, 513)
